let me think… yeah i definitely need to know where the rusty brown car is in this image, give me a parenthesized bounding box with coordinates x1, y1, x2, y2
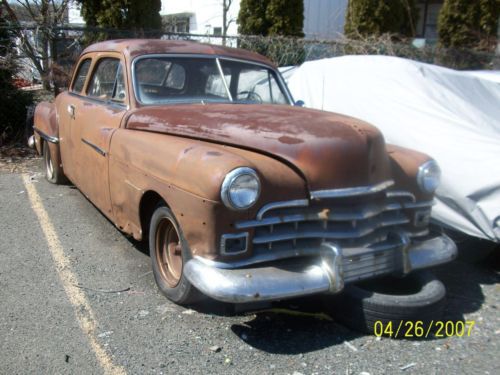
(30, 40, 456, 308)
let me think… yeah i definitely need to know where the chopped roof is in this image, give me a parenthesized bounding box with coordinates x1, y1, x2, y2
(82, 39, 275, 66)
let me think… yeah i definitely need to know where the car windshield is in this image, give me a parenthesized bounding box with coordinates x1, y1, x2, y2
(134, 56, 290, 105)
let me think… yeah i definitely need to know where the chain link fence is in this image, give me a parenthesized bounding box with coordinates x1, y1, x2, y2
(1, 25, 498, 146)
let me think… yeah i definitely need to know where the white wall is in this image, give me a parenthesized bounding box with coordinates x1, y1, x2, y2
(68, 0, 85, 25)
(161, 0, 241, 36)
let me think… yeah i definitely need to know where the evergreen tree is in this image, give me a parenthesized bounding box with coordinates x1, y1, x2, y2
(238, 0, 304, 36)
(266, 0, 304, 37)
(344, 0, 418, 38)
(438, 0, 499, 50)
(238, 0, 270, 35)
(78, 0, 161, 30)
(0, 9, 33, 145)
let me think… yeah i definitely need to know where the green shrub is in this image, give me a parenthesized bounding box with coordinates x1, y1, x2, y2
(438, 0, 499, 50)
(344, 0, 419, 38)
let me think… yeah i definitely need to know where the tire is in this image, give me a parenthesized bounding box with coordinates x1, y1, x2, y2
(324, 270, 446, 335)
(149, 205, 201, 304)
(43, 140, 66, 184)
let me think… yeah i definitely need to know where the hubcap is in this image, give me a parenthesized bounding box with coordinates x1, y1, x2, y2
(155, 218, 183, 287)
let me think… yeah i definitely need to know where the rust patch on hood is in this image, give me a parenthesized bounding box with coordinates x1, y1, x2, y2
(126, 104, 392, 190)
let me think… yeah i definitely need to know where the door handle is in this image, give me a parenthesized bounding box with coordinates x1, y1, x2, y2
(67, 104, 75, 119)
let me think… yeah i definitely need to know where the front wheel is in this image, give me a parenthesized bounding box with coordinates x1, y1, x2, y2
(149, 205, 201, 304)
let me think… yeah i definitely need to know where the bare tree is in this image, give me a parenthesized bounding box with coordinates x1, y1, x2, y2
(1, 0, 70, 92)
(222, 0, 235, 45)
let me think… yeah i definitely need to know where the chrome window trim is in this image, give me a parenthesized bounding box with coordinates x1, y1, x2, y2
(131, 53, 294, 106)
(310, 180, 395, 200)
(215, 57, 233, 101)
(34, 128, 59, 144)
(220, 232, 249, 255)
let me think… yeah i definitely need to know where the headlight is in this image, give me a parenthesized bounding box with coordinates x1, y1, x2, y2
(417, 160, 441, 194)
(221, 167, 261, 210)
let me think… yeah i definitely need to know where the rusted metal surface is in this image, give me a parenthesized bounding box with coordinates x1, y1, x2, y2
(82, 39, 275, 67)
(126, 104, 393, 191)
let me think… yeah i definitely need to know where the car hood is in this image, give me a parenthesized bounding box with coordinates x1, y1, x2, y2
(126, 104, 392, 191)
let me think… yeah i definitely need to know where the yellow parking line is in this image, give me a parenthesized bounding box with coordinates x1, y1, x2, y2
(22, 175, 126, 375)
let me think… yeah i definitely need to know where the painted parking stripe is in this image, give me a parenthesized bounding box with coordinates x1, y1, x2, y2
(22, 174, 126, 375)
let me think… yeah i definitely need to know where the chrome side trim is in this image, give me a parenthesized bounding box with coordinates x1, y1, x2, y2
(256, 199, 309, 220)
(34, 128, 59, 144)
(81, 138, 106, 156)
(310, 180, 394, 200)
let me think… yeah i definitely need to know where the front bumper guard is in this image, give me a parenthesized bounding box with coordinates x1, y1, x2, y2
(184, 234, 457, 303)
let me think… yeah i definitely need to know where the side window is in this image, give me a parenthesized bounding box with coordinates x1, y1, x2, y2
(87, 58, 125, 101)
(71, 58, 91, 93)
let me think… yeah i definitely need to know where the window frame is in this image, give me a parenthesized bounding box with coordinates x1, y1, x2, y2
(70, 58, 92, 94)
(131, 54, 294, 106)
(86, 57, 124, 102)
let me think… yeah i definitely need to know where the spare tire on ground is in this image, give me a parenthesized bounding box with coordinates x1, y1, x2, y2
(323, 270, 446, 335)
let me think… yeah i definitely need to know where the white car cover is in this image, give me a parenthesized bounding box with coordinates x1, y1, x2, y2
(285, 56, 500, 241)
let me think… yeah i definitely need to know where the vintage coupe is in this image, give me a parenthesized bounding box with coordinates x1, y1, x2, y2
(30, 40, 456, 306)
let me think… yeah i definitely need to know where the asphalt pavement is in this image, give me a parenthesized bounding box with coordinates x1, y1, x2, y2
(0, 161, 498, 375)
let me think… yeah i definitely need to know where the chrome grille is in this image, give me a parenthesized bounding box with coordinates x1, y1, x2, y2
(234, 186, 433, 283)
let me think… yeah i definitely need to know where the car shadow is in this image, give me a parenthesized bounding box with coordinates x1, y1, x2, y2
(183, 257, 497, 354)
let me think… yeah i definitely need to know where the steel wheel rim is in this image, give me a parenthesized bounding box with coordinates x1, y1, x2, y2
(45, 147, 54, 180)
(155, 217, 183, 287)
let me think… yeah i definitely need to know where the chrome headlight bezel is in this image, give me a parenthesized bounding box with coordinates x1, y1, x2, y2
(221, 167, 261, 210)
(417, 160, 441, 194)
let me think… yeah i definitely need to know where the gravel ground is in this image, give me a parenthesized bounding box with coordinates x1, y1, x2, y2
(0, 161, 498, 375)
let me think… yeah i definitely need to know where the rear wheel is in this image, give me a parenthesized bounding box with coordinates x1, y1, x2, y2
(149, 205, 201, 304)
(43, 140, 66, 184)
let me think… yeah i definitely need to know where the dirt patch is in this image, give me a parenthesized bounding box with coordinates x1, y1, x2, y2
(0, 145, 40, 173)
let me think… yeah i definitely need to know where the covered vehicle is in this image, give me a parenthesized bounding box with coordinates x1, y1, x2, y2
(30, 40, 456, 307)
(286, 56, 500, 243)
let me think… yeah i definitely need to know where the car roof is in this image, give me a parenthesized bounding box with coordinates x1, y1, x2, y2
(82, 39, 275, 67)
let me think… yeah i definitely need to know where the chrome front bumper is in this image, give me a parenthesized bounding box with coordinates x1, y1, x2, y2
(184, 234, 457, 303)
